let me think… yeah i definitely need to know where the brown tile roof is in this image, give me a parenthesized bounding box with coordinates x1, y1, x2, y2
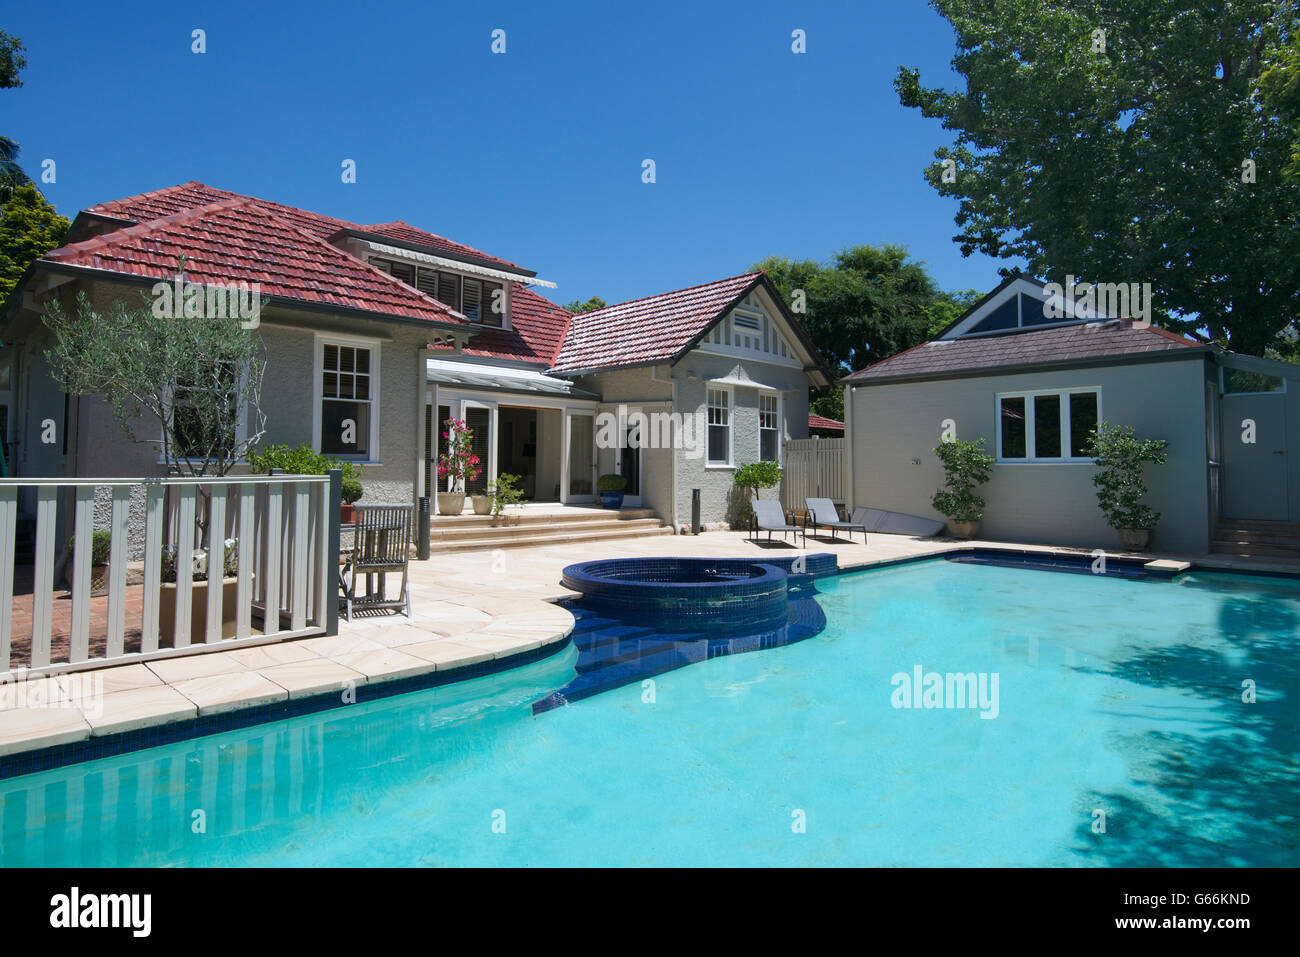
(550, 272, 764, 374)
(841, 321, 1205, 384)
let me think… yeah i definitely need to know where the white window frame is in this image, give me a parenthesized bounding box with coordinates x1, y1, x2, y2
(158, 364, 250, 466)
(995, 387, 1101, 464)
(313, 331, 382, 464)
(758, 390, 782, 464)
(706, 385, 733, 468)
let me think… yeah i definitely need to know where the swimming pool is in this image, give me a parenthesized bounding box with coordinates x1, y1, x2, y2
(1, 558, 1296, 867)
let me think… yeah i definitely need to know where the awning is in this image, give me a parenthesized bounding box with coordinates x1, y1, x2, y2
(361, 240, 557, 289)
(706, 374, 785, 391)
(427, 357, 598, 399)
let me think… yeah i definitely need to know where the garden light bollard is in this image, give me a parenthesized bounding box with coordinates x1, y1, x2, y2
(417, 496, 431, 561)
(692, 488, 701, 535)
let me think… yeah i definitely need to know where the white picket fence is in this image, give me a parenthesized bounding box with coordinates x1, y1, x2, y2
(780, 438, 845, 511)
(0, 474, 340, 678)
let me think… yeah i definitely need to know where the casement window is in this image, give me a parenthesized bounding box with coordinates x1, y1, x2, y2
(759, 392, 781, 463)
(997, 388, 1100, 462)
(317, 336, 380, 460)
(370, 257, 507, 327)
(707, 387, 732, 466)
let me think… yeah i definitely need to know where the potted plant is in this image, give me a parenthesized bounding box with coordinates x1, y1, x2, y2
(67, 530, 112, 596)
(489, 471, 526, 519)
(436, 418, 481, 515)
(340, 468, 364, 524)
(158, 538, 240, 644)
(1085, 422, 1169, 551)
(597, 473, 627, 509)
(930, 438, 995, 538)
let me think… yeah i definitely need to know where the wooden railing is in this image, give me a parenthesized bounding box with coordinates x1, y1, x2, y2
(779, 438, 846, 512)
(0, 473, 341, 678)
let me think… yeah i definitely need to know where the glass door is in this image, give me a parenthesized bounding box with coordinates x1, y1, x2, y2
(619, 407, 642, 505)
(565, 413, 596, 502)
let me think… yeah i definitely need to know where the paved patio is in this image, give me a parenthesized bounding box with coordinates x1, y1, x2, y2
(3, 527, 1297, 759)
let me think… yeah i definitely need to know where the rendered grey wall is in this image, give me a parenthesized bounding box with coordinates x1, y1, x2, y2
(847, 357, 1212, 554)
(671, 352, 810, 529)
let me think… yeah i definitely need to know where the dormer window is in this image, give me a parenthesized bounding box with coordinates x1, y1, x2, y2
(371, 256, 507, 328)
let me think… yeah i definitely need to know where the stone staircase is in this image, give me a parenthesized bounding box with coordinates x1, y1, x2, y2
(1212, 520, 1300, 559)
(429, 507, 673, 553)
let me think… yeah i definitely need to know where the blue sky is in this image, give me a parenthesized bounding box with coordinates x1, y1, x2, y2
(4, 0, 1015, 306)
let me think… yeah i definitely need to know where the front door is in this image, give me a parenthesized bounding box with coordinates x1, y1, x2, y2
(1222, 393, 1288, 520)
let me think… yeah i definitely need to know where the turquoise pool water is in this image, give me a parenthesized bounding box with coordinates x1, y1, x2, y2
(2, 559, 1297, 867)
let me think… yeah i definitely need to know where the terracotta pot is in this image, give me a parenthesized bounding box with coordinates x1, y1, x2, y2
(340, 503, 357, 525)
(471, 495, 493, 515)
(947, 519, 981, 539)
(159, 576, 239, 645)
(1117, 527, 1152, 551)
(437, 492, 467, 515)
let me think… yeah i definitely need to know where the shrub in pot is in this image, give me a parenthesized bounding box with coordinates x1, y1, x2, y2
(158, 539, 241, 644)
(930, 438, 995, 538)
(1085, 422, 1169, 552)
(67, 530, 112, 596)
(489, 472, 526, 519)
(597, 473, 627, 509)
(340, 471, 364, 524)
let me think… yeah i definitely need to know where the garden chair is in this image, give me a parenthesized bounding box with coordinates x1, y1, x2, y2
(751, 498, 805, 546)
(805, 497, 868, 544)
(339, 503, 413, 621)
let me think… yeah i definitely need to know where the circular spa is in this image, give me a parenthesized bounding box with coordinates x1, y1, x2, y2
(561, 557, 790, 634)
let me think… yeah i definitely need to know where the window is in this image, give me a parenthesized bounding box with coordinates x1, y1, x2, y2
(1223, 368, 1285, 395)
(759, 392, 780, 462)
(707, 387, 731, 466)
(318, 337, 379, 459)
(997, 389, 1099, 461)
(370, 257, 508, 327)
(168, 362, 244, 462)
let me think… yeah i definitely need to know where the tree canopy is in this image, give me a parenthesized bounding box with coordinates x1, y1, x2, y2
(897, 0, 1300, 355)
(0, 183, 69, 303)
(755, 244, 976, 421)
(0, 31, 25, 89)
(562, 295, 606, 313)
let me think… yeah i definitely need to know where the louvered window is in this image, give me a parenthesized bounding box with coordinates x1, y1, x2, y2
(462, 278, 482, 322)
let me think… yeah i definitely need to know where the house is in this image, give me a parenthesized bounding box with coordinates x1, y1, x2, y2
(841, 274, 1300, 556)
(0, 182, 831, 539)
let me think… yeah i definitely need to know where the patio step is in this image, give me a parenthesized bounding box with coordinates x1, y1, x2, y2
(430, 507, 656, 530)
(1212, 520, 1300, 557)
(429, 517, 673, 553)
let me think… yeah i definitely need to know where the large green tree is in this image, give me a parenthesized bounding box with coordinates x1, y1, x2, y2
(0, 31, 28, 196)
(897, 0, 1300, 355)
(0, 183, 69, 302)
(755, 244, 976, 376)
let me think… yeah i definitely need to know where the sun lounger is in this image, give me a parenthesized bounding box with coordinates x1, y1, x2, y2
(805, 497, 868, 544)
(751, 498, 806, 546)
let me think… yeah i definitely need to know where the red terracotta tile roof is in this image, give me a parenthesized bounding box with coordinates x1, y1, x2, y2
(808, 414, 844, 433)
(46, 196, 464, 325)
(456, 284, 573, 364)
(359, 221, 519, 268)
(550, 272, 764, 374)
